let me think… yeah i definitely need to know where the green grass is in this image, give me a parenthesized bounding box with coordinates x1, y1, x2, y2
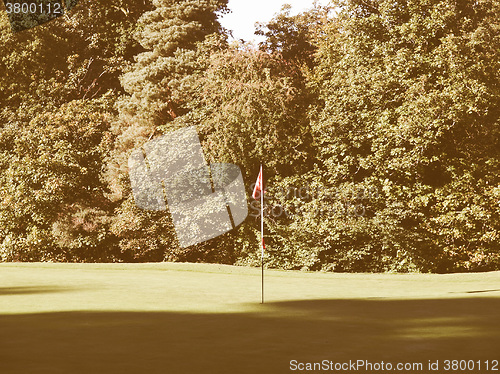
(1, 262, 499, 374)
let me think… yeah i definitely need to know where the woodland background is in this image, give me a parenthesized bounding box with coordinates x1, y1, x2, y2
(0, 0, 499, 272)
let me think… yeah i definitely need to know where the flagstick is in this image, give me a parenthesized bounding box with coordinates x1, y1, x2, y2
(260, 164, 264, 304)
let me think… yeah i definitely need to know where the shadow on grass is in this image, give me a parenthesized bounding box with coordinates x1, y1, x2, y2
(0, 287, 76, 296)
(1, 298, 499, 374)
(465, 289, 500, 294)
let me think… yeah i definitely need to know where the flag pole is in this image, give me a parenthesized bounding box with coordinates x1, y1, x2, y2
(260, 163, 264, 304)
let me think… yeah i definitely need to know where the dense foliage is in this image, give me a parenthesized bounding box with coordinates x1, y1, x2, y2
(105, 0, 230, 261)
(0, 0, 152, 260)
(300, 0, 500, 272)
(0, 0, 499, 272)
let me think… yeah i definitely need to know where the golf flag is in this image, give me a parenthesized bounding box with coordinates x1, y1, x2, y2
(252, 166, 263, 200)
(253, 164, 265, 303)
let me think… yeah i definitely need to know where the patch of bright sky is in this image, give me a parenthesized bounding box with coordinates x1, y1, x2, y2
(219, 0, 331, 43)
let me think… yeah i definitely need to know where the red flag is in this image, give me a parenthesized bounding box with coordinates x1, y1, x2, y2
(252, 166, 263, 200)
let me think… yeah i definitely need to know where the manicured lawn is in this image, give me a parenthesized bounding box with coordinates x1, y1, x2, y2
(1, 263, 499, 373)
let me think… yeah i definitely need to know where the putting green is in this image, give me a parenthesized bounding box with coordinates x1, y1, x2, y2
(1, 263, 499, 373)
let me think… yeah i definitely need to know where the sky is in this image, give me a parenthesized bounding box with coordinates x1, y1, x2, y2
(219, 0, 331, 43)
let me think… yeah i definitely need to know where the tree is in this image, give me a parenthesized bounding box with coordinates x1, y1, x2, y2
(105, 0, 229, 261)
(170, 44, 316, 265)
(256, 2, 330, 68)
(0, 0, 152, 261)
(0, 98, 116, 261)
(287, 0, 500, 272)
(0, 0, 151, 111)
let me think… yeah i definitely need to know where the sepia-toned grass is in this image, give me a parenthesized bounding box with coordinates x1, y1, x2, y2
(1, 262, 499, 373)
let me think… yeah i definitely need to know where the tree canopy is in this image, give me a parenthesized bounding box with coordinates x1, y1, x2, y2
(0, 0, 499, 272)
